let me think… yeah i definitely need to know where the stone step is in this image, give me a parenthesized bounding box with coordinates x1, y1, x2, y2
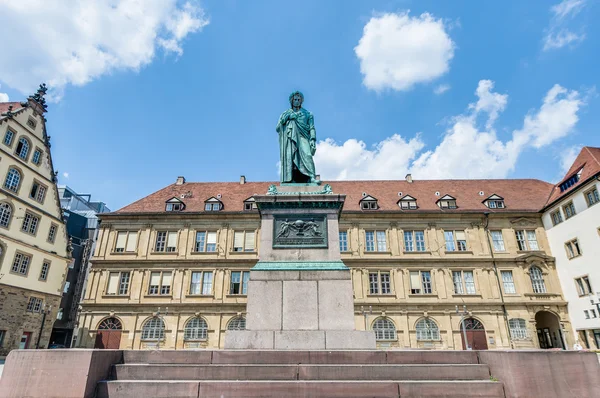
(114, 363, 490, 381)
(97, 380, 505, 398)
(123, 350, 479, 365)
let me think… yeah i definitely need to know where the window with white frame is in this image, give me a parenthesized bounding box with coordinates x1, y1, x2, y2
(444, 230, 467, 251)
(148, 271, 172, 295)
(155, 231, 178, 252)
(47, 224, 57, 243)
(230, 271, 250, 294)
(575, 276, 593, 296)
(233, 231, 256, 252)
(410, 271, 432, 294)
(584, 310, 590, 319)
(529, 266, 546, 294)
(106, 271, 131, 295)
(63, 281, 71, 294)
(190, 271, 213, 295)
(591, 309, 597, 318)
(484, 194, 505, 209)
(3, 129, 14, 146)
(39, 261, 50, 281)
(490, 231, 505, 251)
(4, 167, 21, 192)
(243, 198, 257, 211)
(0, 202, 12, 228)
(373, 318, 396, 341)
(515, 230, 539, 251)
(184, 317, 208, 340)
(365, 230, 387, 252)
(11, 252, 31, 275)
(369, 271, 392, 294)
(452, 271, 476, 294)
(563, 201, 576, 219)
(501, 270, 516, 294)
(437, 195, 457, 209)
(565, 238, 582, 259)
(404, 230, 426, 252)
(360, 195, 378, 210)
(398, 195, 417, 210)
(204, 198, 222, 211)
(509, 318, 528, 340)
(115, 231, 138, 253)
(165, 202, 184, 212)
(21, 211, 39, 235)
(15, 137, 30, 160)
(195, 231, 217, 252)
(339, 231, 348, 252)
(585, 187, 600, 207)
(551, 209, 563, 226)
(415, 318, 440, 341)
(227, 317, 246, 330)
(32, 149, 42, 165)
(141, 317, 165, 340)
(26, 297, 43, 312)
(29, 181, 47, 203)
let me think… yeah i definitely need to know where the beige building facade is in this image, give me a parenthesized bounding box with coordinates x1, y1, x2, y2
(78, 177, 573, 351)
(0, 89, 71, 355)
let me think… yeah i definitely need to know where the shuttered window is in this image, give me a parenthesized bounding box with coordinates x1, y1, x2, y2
(233, 231, 256, 252)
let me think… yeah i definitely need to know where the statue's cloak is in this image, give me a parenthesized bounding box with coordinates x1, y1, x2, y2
(276, 107, 316, 183)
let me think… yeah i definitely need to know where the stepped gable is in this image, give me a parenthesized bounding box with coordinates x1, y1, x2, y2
(114, 178, 553, 214)
(545, 146, 600, 208)
(0, 101, 25, 114)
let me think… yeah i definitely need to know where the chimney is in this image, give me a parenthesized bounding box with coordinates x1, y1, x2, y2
(175, 176, 186, 185)
(240, 175, 246, 184)
(405, 174, 413, 183)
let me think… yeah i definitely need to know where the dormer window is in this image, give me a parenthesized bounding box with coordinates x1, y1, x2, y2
(559, 167, 583, 192)
(165, 197, 185, 212)
(204, 197, 223, 211)
(243, 197, 257, 211)
(398, 195, 417, 210)
(360, 195, 378, 210)
(437, 194, 457, 209)
(484, 194, 505, 209)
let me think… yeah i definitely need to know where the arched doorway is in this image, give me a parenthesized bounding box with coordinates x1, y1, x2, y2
(460, 318, 488, 350)
(94, 317, 122, 349)
(535, 311, 564, 349)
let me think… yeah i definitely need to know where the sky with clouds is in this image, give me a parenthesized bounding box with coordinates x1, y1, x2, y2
(0, 0, 598, 210)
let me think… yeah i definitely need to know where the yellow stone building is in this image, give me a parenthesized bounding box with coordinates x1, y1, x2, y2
(77, 176, 573, 350)
(0, 88, 71, 354)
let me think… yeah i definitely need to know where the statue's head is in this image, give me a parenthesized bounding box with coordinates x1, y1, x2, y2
(289, 91, 304, 108)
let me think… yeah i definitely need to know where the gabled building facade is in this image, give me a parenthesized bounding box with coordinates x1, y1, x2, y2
(541, 146, 600, 349)
(77, 176, 573, 351)
(0, 86, 71, 354)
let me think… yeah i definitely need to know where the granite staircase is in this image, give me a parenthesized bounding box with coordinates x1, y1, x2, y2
(96, 350, 505, 398)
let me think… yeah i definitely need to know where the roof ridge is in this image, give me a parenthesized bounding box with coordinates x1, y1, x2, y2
(584, 146, 600, 167)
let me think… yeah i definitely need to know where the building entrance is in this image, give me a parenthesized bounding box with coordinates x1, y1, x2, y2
(94, 318, 122, 349)
(460, 318, 488, 350)
(535, 311, 564, 349)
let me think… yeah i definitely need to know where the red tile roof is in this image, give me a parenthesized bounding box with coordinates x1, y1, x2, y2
(545, 146, 600, 207)
(115, 178, 554, 214)
(0, 101, 24, 115)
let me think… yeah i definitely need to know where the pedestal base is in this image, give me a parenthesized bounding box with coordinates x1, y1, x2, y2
(224, 330, 375, 350)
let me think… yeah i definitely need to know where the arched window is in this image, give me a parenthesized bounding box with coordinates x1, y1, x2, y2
(184, 317, 208, 340)
(0, 202, 12, 227)
(227, 317, 246, 330)
(373, 318, 397, 341)
(98, 317, 122, 330)
(141, 317, 165, 340)
(530, 266, 546, 293)
(4, 168, 21, 192)
(15, 137, 30, 160)
(416, 318, 440, 341)
(509, 318, 528, 340)
(460, 318, 484, 330)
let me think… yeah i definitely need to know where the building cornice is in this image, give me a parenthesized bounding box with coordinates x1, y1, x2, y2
(0, 230, 71, 261)
(0, 186, 66, 224)
(0, 282, 63, 298)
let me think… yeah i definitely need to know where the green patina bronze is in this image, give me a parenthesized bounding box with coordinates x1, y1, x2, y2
(252, 261, 348, 271)
(273, 215, 328, 249)
(277, 91, 319, 184)
(267, 183, 332, 195)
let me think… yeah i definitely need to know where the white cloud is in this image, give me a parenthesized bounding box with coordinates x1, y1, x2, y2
(354, 11, 455, 92)
(434, 84, 451, 95)
(63, 172, 70, 179)
(559, 145, 582, 176)
(543, 0, 586, 51)
(0, 0, 209, 99)
(0, 84, 8, 102)
(315, 80, 584, 180)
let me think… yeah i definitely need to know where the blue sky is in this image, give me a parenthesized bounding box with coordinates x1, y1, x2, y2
(0, 0, 598, 210)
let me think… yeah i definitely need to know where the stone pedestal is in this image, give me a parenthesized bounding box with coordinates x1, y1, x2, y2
(224, 184, 375, 350)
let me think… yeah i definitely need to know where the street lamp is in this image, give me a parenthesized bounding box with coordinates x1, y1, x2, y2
(361, 305, 372, 331)
(456, 305, 471, 350)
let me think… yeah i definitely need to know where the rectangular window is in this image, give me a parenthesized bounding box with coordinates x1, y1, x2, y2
(563, 201, 576, 219)
(452, 271, 476, 295)
(404, 230, 425, 252)
(26, 297, 43, 312)
(105, 271, 131, 295)
(115, 231, 138, 253)
(515, 230, 538, 251)
(233, 231, 256, 252)
(369, 271, 391, 295)
(32, 149, 42, 165)
(39, 261, 50, 281)
(118, 272, 130, 295)
(445, 230, 467, 252)
(148, 271, 172, 295)
(63, 281, 71, 294)
(195, 231, 217, 252)
(410, 271, 432, 294)
(155, 231, 177, 252)
(365, 230, 387, 252)
(339, 231, 348, 252)
(369, 272, 378, 294)
(29, 181, 47, 203)
(584, 310, 590, 319)
(230, 271, 250, 295)
(585, 187, 600, 207)
(565, 238, 582, 259)
(575, 276, 593, 296)
(491, 231, 505, 251)
(501, 271, 516, 294)
(47, 224, 57, 243)
(591, 309, 597, 318)
(551, 209, 563, 226)
(21, 212, 39, 235)
(190, 271, 213, 295)
(11, 252, 31, 275)
(3, 129, 14, 146)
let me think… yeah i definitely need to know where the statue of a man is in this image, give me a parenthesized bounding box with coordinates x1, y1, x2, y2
(276, 91, 318, 184)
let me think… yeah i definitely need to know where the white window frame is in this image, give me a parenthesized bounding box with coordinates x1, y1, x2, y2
(189, 271, 213, 295)
(233, 230, 256, 252)
(575, 275, 592, 296)
(106, 271, 131, 295)
(0, 202, 12, 228)
(184, 317, 208, 341)
(11, 252, 31, 275)
(501, 270, 516, 294)
(339, 231, 348, 252)
(26, 297, 43, 313)
(585, 187, 600, 207)
(404, 230, 426, 252)
(114, 231, 138, 253)
(47, 223, 58, 243)
(360, 200, 378, 210)
(155, 231, 178, 252)
(15, 137, 30, 160)
(444, 230, 467, 252)
(529, 266, 547, 294)
(32, 148, 42, 165)
(509, 318, 528, 340)
(39, 261, 50, 281)
(141, 317, 165, 341)
(550, 209, 563, 226)
(563, 201, 576, 219)
(410, 270, 432, 294)
(368, 271, 392, 295)
(195, 231, 217, 252)
(230, 271, 250, 295)
(21, 211, 40, 235)
(3, 129, 15, 146)
(365, 230, 387, 252)
(565, 238, 582, 259)
(490, 230, 505, 252)
(515, 230, 539, 251)
(452, 270, 476, 295)
(4, 167, 21, 193)
(415, 318, 440, 341)
(148, 271, 172, 295)
(29, 180, 47, 203)
(373, 318, 397, 341)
